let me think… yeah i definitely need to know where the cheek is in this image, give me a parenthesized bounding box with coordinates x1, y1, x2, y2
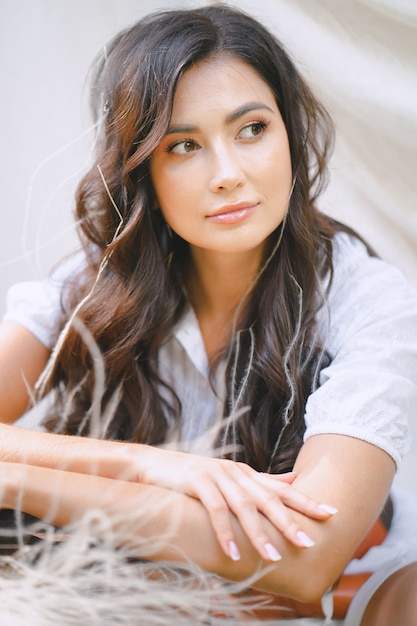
(156, 181, 194, 234)
(150, 156, 172, 197)
(152, 161, 190, 206)
(163, 172, 201, 216)
(158, 184, 186, 221)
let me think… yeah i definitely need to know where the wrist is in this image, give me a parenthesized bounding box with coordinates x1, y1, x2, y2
(123, 442, 155, 483)
(86, 440, 152, 483)
(0, 461, 26, 510)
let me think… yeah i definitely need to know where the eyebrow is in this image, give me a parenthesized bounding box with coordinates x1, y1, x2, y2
(166, 102, 275, 135)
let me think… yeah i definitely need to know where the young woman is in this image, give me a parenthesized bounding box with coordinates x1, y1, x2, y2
(1, 5, 417, 624)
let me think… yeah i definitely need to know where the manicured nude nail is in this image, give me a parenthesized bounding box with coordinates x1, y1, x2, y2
(318, 503, 338, 515)
(264, 542, 282, 561)
(228, 541, 241, 561)
(296, 531, 315, 548)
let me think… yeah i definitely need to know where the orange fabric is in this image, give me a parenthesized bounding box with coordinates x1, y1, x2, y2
(351, 518, 387, 560)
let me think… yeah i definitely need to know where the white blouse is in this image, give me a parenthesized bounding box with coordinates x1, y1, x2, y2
(4, 233, 417, 467)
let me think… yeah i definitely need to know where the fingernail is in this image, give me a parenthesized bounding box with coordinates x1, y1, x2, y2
(264, 542, 282, 561)
(318, 503, 338, 515)
(296, 531, 315, 548)
(228, 540, 241, 561)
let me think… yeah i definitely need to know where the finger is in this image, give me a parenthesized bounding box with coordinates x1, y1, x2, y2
(215, 473, 283, 561)
(195, 478, 242, 561)
(274, 482, 338, 520)
(227, 474, 332, 549)
(187, 463, 282, 561)
(251, 474, 338, 520)
(255, 490, 317, 549)
(265, 471, 297, 484)
(202, 465, 315, 558)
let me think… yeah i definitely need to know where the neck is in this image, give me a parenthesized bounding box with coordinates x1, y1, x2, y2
(188, 248, 262, 312)
(185, 248, 263, 360)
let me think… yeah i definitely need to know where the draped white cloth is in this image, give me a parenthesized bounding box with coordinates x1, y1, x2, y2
(1, 0, 416, 291)
(235, 0, 417, 286)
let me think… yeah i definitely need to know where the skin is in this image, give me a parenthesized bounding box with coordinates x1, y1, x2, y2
(360, 563, 417, 626)
(150, 55, 293, 359)
(150, 56, 292, 261)
(0, 55, 415, 616)
(0, 321, 50, 422)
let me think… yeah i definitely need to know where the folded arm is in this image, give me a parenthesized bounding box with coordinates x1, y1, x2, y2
(0, 319, 335, 565)
(1, 433, 395, 602)
(0, 320, 396, 600)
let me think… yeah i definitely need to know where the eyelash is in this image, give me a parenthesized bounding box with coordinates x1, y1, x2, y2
(165, 139, 198, 155)
(165, 118, 270, 155)
(240, 119, 268, 138)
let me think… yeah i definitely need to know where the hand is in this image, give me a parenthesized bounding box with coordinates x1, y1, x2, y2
(131, 446, 337, 562)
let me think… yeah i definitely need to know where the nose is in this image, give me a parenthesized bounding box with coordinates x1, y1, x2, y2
(208, 143, 246, 193)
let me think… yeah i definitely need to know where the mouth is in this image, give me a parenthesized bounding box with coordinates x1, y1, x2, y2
(207, 202, 258, 225)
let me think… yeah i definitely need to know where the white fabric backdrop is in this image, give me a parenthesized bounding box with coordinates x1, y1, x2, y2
(0, 0, 416, 493)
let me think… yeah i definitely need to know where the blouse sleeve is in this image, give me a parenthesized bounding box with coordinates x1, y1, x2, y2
(3, 252, 85, 350)
(304, 233, 417, 468)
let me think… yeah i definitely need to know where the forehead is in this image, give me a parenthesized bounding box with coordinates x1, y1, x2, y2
(171, 55, 277, 118)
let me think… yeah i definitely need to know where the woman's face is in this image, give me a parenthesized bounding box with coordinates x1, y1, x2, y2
(150, 55, 293, 262)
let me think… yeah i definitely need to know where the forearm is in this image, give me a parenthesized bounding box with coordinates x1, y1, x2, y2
(2, 461, 241, 578)
(1, 461, 310, 598)
(0, 422, 142, 480)
(0, 423, 340, 589)
(0, 434, 395, 602)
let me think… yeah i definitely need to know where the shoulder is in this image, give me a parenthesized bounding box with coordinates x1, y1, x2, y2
(306, 232, 417, 467)
(320, 231, 417, 339)
(330, 230, 413, 292)
(3, 250, 86, 350)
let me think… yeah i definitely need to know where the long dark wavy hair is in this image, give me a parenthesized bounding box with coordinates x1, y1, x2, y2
(41, 4, 351, 473)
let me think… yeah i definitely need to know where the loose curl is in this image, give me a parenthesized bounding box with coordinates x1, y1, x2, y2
(42, 5, 348, 472)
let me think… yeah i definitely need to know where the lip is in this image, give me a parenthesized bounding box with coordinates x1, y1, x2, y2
(207, 202, 258, 225)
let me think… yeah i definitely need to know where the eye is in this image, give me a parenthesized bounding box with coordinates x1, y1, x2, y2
(239, 120, 268, 140)
(167, 139, 200, 155)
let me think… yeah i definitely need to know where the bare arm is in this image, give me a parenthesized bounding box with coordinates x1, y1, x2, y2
(1, 433, 395, 602)
(0, 320, 395, 598)
(0, 321, 50, 423)
(0, 322, 338, 564)
(0, 322, 133, 479)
